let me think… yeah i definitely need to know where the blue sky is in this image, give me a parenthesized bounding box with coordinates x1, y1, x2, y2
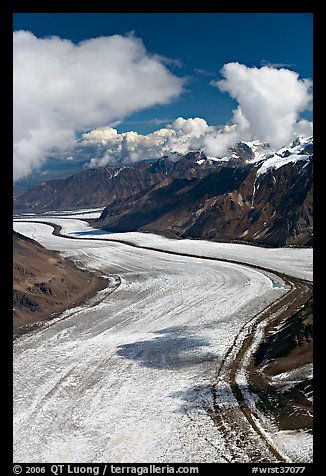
(14, 13, 313, 134)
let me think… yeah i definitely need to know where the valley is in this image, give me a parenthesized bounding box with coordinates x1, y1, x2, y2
(13, 211, 313, 463)
(12, 14, 314, 467)
(14, 137, 313, 248)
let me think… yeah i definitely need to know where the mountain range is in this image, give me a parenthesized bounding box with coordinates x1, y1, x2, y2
(14, 136, 313, 247)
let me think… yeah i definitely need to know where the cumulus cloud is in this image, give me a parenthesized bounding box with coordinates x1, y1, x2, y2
(82, 63, 312, 167)
(14, 43, 313, 179)
(84, 117, 232, 167)
(85, 127, 175, 167)
(293, 119, 313, 137)
(13, 31, 184, 181)
(212, 62, 312, 148)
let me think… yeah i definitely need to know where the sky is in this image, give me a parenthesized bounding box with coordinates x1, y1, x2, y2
(13, 13, 313, 187)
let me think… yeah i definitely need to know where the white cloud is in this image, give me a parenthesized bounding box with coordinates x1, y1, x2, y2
(83, 63, 312, 166)
(293, 119, 313, 137)
(85, 118, 223, 167)
(13, 31, 184, 181)
(15, 45, 312, 179)
(213, 62, 312, 148)
(87, 127, 176, 167)
(168, 117, 210, 137)
(201, 107, 252, 157)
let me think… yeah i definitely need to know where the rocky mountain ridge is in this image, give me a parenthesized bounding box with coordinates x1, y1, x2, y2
(14, 136, 313, 247)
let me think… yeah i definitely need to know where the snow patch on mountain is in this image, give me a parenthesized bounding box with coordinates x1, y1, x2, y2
(256, 154, 310, 176)
(191, 135, 313, 176)
(255, 136, 312, 176)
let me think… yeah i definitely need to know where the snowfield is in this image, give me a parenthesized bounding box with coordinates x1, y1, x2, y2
(13, 217, 313, 463)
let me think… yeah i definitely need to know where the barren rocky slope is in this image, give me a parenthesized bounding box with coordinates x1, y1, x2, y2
(13, 137, 313, 247)
(13, 231, 108, 335)
(95, 158, 313, 247)
(13, 153, 222, 212)
(252, 296, 313, 432)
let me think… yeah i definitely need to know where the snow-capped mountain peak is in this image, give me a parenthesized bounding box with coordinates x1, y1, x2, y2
(255, 136, 313, 176)
(176, 136, 313, 173)
(188, 136, 313, 176)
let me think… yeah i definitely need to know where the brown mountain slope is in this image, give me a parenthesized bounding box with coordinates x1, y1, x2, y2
(13, 231, 108, 335)
(13, 154, 222, 212)
(13, 166, 163, 212)
(95, 158, 313, 247)
(251, 297, 313, 431)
